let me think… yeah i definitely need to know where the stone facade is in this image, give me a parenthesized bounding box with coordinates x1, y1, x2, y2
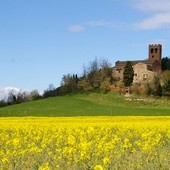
(133, 62, 156, 83)
(113, 44, 162, 83)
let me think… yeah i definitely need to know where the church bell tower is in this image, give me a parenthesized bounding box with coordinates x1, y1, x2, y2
(148, 44, 162, 72)
(148, 44, 162, 63)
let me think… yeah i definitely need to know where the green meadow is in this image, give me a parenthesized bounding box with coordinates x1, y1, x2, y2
(0, 91, 170, 117)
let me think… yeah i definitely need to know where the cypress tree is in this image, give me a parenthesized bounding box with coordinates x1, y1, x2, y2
(123, 61, 134, 87)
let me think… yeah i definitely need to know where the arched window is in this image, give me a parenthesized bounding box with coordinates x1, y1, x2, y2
(151, 48, 154, 53)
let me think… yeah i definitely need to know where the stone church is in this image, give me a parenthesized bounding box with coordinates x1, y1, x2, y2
(112, 44, 162, 84)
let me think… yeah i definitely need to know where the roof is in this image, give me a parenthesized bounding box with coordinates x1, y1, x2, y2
(115, 60, 154, 69)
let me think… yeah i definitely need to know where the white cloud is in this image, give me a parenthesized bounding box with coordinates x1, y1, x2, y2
(0, 87, 30, 100)
(134, 12, 170, 30)
(68, 24, 84, 32)
(0, 87, 20, 100)
(67, 1, 170, 32)
(133, 0, 170, 30)
(68, 19, 128, 32)
(134, 0, 170, 12)
(85, 20, 129, 29)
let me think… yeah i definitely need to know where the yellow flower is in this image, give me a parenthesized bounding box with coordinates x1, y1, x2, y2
(68, 134, 76, 145)
(38, 162, 51, 170)
(2, 157, 9, 164)
(103, 157, 110, 165)
(94, 164, 104, 170)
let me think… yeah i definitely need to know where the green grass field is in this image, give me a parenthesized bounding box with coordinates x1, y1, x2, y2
(0, 91, 170, 117)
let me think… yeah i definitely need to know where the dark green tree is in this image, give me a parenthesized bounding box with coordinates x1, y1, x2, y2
(163, 79, 170, 96)
(153, 76, 162, 96)
(59, 74, 79, 94)
(162, 57, 170, 71)
(43, 84, 58, 98)
(0, 100, 7, 107)
(123, 61, 134, 87)
(162, 70, 170, 96)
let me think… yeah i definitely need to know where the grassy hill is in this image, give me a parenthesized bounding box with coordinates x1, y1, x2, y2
(0, 91, 170, 117)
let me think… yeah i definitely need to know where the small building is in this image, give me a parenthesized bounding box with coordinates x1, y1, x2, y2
(133, 62, 156, 83)
(112, 44, 162, 83)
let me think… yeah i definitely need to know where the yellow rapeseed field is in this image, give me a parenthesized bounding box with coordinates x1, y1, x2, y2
(0, 116, 170, 170)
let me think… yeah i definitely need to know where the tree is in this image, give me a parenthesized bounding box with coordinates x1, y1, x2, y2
(16, 91, 28, 103)
(163, 79, 170, 96)
(7, 91, 17, 104)
(29, 90, 40, 101)
(60, 74, 79, 94)
(99, 59, 112, 91)
(100, 59, 113, 83)
(7, 90, 29, 104)
(77, 77, 93, 91)
(43, 84, 58, 98)
(0, 100, 7, 107)
(153, 76, 162, 96)
(87, 58, 100, 88)
(162, 57, 170, 71)
(161, 70, 170, 85)
(100, 78, 111, 92)
(145, 83, 153, 96)
(123, 61, 134, 87)
(161, 70, 170, 96)
(78, 58, 113, 91)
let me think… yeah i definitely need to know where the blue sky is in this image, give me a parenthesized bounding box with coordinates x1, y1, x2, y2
(0, 0, 170, 93)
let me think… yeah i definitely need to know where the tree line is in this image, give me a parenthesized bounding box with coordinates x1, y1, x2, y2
(1, 57, 170, 107)
(0, 90, 41, 107)
(146, 70, 170, 97)
(57, 58, 113, 95)
(0, 58, 113, 107)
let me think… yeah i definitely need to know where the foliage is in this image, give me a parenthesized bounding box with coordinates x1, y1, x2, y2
(7, 90, 29, 105)
(115, 80, 124, 88)
(0, 89, 42, 108)
(0, 100, 8, 107)
(61, 74, 78, 91)
(131, 85, 145, 96)
(29, 90, 41, 101)
(78, 58, 113, 91)
(163, 80, 170, 96)
(145, 83, 153, 96)
(100, 78, 111, 92)
(58, 74, 79, 95)
(123, 61, 134, 87)
(162, 57, 170, 71)
(78, 78, 93, 91)
(43, 84, 58, 98)
(0, 117, 170, 169)
(153, 76, 162, 96)
(161, 70, 170, 85)
(59, 58, 113, 93)
(161, 70, 170, 96)
(162, 79, 170, 96)
(146, 73, 170, 97)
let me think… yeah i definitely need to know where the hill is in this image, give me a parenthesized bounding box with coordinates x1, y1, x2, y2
(0, 91, 170, 117)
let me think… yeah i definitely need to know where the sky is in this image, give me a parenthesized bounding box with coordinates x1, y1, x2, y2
(0, 0, 170, 93)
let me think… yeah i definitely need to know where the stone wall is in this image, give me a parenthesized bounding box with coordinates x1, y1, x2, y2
(133, 62, 156, 84)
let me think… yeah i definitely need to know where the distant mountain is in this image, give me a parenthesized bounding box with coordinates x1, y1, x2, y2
(0, 87, 21, 100)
